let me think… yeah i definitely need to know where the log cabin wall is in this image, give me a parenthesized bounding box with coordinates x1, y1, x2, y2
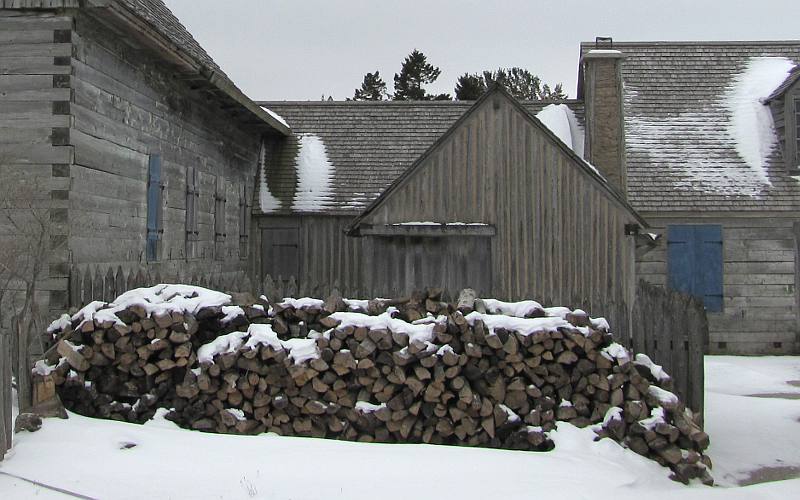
(352, 93, 640, 331)
(0, 10, 75, 326)
(636, 214, 799, 355)
(67, 12, 261, 289)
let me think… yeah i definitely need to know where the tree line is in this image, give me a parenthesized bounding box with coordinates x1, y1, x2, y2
(352, 49, 566, 101)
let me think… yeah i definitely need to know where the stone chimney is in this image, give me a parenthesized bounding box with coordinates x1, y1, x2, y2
(581, 38, 627, 197)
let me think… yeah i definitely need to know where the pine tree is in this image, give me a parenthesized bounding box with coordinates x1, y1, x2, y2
(392, 49, 443, 101)
(353, 71, 387, 101)
(458, 67, 567, 100)
(454, 73, 486, 100)
(541, 83, 567, 100)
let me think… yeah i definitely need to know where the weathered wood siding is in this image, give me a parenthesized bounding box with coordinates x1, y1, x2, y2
(358, 93, 639, 311)
(255, 215, 366, 296)
(67, 13, 261, 282)
(636, 214, 799, 354)
(0, 10, 74, 322)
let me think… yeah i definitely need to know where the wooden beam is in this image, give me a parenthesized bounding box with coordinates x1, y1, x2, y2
(358, 223, 496, 238)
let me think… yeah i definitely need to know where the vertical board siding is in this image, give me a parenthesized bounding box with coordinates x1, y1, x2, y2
(257, 216, 366, 297)
(356, 94, 637, 323)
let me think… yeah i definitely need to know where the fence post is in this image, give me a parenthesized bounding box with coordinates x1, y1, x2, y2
(0, 334, 10, 460)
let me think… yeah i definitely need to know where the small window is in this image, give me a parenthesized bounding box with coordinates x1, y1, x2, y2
(185, 167, 199, 259)
(146, 154, 164, 262)
(239, 184, 250, 259)
(214, 176, 227, 260)
(667, 225, 723, 312)
(794, 98, 800, 166)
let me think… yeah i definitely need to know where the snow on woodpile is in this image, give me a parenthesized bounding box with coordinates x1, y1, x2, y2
(39, 286, 712, 485)
(70, 284, 232, 329)
(293, 133, 335, 211)
(724, 56, 795, 184)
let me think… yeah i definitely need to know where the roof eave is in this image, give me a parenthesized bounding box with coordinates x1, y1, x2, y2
(99, 2, 290, 136)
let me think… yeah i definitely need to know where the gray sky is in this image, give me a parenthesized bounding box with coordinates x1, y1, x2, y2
(163, 0, 800, 101)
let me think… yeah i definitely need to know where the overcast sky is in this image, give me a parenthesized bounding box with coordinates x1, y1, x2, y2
(163, 0, 800, 101)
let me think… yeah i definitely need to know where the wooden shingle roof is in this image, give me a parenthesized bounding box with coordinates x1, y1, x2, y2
(258, 100, 585, 215)
(580, 41, 800, 213)
(117, 0, 223, 75)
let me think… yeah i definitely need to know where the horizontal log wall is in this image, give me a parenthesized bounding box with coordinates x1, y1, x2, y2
(0, 10, 74, 326)
(636, 214, 799, 354)
(68, 13, 261, 283)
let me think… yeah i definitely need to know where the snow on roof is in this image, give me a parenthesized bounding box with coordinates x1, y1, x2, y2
(599, 41, 800, 211)
(261, 107, 290, 129)
(259, 142, 282, 213)
(535, 104, 585, 158)
(723, 56, 795, 184)
(292, 134, 336, 212)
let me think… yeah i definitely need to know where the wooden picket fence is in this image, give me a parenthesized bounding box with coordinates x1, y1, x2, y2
(0, 334, 12, 461)
(629, 280, 708, 417)
(68, 265, 256, 309)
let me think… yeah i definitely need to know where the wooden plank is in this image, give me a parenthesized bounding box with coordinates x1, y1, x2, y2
(0, 42, 71, 58)
(724, 261, 794, 274)
(0, 29, 55, 44)
(71, 128, 148, 180)
(0, 15, 71, 31)
(0, 74, 55, 91)
(0, 126, 51, 144)
(359, 224, 495, 237)
(0, 143, 70, 163)
(0, 334, 8, 459)
(0, 56, 70, 75)
(0, 87, 70, 101)
(1, 0, 79, 9)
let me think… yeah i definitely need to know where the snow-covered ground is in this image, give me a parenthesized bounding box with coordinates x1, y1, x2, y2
(0, 356, 798, 499)
(705, 356, 800, 487)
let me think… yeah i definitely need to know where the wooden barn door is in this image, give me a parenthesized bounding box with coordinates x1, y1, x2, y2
(370, 236, 492, 297)
(261, 228, 300, 282)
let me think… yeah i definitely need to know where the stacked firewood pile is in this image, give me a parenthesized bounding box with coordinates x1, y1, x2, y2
(37, 285, 712, 485)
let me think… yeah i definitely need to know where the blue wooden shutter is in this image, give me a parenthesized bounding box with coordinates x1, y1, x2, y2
(667, 226, 695, 296)
(185, 167, 199, 258)
(667, 225, 723, 312)
(697, 225, 723, 312)
(146, 154, 162, 261)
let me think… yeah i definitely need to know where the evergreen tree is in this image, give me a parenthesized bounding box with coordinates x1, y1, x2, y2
(458, 67, 567, 100)
(353, 71, 387, 101)
(392, 49, 443, 101)
(454, 73, 486, 100)
(541, 83, 567, 100)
